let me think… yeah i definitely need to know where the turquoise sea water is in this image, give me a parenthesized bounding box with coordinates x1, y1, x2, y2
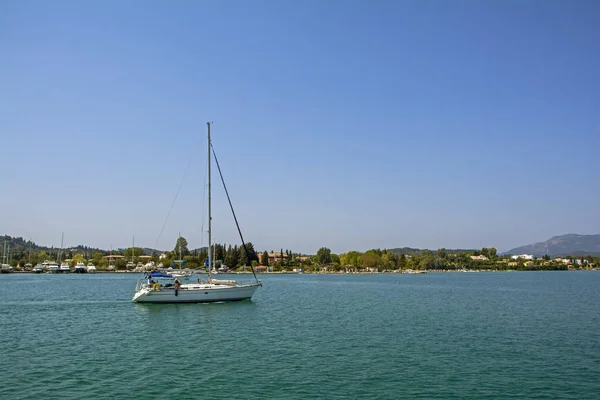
(1, 272, 599, 399)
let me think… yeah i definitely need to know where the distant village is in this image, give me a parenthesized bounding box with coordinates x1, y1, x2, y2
(470, 253, 594, 270)
(1, 235, 598, 274)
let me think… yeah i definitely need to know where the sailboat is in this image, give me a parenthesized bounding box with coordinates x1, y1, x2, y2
(126, 236, 136, 270)
(87, 262, 97, 273)
(107, 245, 116, 271)
(132, 122, 262, 303)
(58, 233, 70, 273)
(24, 239, 33, 271)
(167, 233, 193, 280)
(1, 237, 13, 273)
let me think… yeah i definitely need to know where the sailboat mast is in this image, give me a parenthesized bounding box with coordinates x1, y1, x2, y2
(59, 232, 64, 263)
(207, 122, 212, 281)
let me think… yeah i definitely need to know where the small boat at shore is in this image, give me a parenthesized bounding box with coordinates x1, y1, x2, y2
(1, 264, 13, 273)
(167, 268, 193, 280)
(73, 262, 87, 273)
(59, 262, 70, 273)
(87, 263, 97, 274)
(45, 261, 59, 273)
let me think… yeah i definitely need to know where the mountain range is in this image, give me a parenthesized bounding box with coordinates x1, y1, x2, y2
(505, 234, 600, 257)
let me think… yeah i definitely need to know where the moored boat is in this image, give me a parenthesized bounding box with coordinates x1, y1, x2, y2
(45, 261, 59, 273)
(1, 264, 13, 273)
(73, 262, 87, 273)
(59, 262, 70, 273)
(1, 239, 12, 272)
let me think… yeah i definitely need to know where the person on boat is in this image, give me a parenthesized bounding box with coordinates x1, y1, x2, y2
(174, 279, 181, 296)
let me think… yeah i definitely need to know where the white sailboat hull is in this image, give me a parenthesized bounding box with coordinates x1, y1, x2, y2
(132, 281, 261, 303)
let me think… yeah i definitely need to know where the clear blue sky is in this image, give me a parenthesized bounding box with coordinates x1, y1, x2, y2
(1, 0, 599, 254)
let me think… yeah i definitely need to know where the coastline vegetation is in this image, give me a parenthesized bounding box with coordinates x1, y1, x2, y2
(2, 235, 598, 273)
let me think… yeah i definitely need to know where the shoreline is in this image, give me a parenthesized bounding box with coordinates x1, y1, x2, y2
(3, 268, 598, 275)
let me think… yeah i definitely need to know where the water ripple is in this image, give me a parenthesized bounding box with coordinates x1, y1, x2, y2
(0, 272, 599, 399)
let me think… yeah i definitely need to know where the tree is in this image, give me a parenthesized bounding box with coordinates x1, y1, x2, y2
(124, 247, 144, 260)
(36, 250, 49, 264)
(407, 254, 420, 270)
(225, 245, 234, 268)
(215, 243, 225, 263)
(381, 251, 399, 270)
(398, 254, 407, 270)
(331, 253, 340, 265)
(437, 248, 447, 259)
(240, 243, 258, 267)
(316, 247, 332, 265)
(115, 257, 127, 270)
(173, 236, 189, 258)
(340, 251, 363, 267)
(262, 250, 269, 266)
(231, 246, 240, 268)
(362, 251, 381, 270)
(184, 254, 200, 269)
(92, 252, 104, 266)
(419, 251, 435, 270)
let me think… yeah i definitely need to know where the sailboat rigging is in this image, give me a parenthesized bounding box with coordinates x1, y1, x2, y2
(1, 236, 13, 273)
(132, 122, 261, 303)
(126, 236, 136, 270)
(59, 232, 70, 273)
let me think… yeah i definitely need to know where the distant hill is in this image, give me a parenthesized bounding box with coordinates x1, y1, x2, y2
(114, 247, 163, 255)
(389, 247, 423, 255)
(505, 234, 600, 257)
(1, 236, 163, 257)
(1, 236, 105, 255)
(389, 247, 476, 255)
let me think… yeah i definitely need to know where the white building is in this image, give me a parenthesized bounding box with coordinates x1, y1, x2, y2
(511, 254, 534, 260)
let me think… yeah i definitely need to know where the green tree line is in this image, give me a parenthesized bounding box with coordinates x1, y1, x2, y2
(3, 235, 599, 272)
